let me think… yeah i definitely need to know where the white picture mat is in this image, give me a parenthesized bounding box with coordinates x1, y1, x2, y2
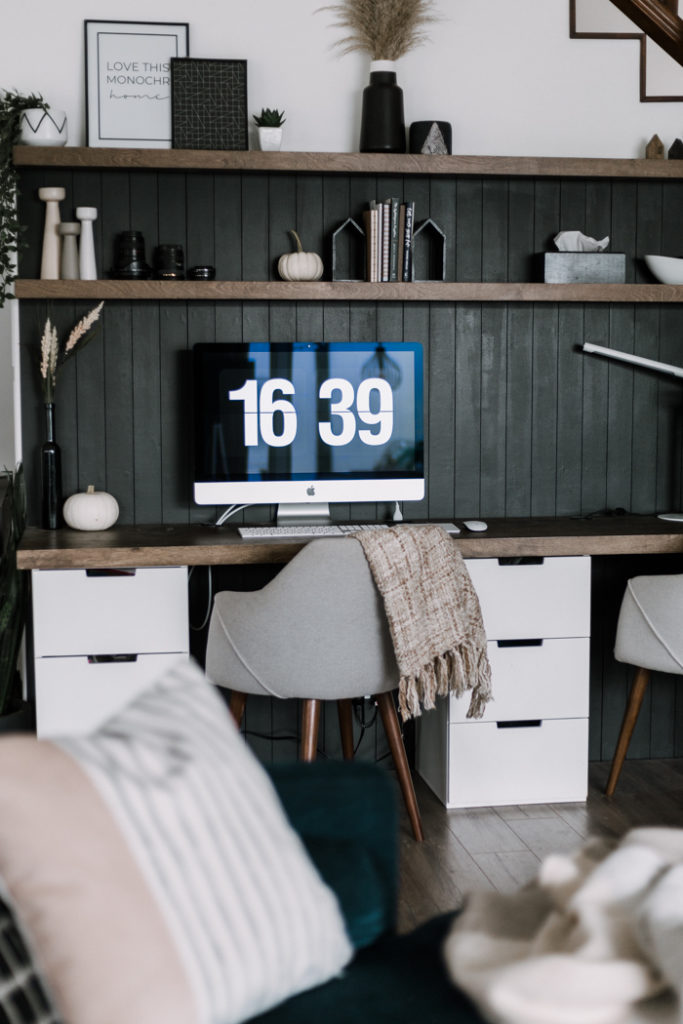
(85, 21, 189, 147)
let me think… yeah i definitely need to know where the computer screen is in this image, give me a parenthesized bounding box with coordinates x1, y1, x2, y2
(192, 341, 424, 521)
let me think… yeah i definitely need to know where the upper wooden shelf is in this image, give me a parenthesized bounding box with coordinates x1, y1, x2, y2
(12, 146, 683, 179)
(13, 279, 683, 303)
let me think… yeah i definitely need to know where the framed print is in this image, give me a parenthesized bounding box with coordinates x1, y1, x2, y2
(85, 20, 189, 147)
(171, 58, 248, 150)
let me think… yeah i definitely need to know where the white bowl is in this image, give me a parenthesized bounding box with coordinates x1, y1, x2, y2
(644, 254, 683, 285)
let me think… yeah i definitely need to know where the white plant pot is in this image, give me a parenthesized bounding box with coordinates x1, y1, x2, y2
(258, 126, 283, 152)
(19, 108, 68, 146)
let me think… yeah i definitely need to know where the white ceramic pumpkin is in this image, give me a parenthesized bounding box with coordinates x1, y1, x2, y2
(278, 230, 324, 281)
(63, 485, 119, 531)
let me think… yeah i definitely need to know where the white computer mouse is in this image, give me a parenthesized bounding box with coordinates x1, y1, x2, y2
(463, 519, 488, 532)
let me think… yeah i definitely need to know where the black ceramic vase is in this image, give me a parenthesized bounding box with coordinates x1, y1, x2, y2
(359, 62, 406, 154)
(41, 402, 62, 530)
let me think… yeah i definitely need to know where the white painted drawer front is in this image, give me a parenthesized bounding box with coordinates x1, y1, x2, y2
(465, 556, 591, 640)
(450, 637, 590, 723)
(447, 718, 588, 808)
(32, 567, 189, 657)
(35, 653, 188, 737)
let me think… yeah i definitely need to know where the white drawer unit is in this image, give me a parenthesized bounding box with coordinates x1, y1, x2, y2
(31, 566, 189, 737)
(416, 555, 591, 808)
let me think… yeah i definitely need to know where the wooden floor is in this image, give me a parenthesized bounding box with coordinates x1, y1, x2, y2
(397, 758, 683, 934)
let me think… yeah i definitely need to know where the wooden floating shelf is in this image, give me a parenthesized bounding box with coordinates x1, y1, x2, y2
(13, 279, 683, 303)
(13, 145, 683, 179)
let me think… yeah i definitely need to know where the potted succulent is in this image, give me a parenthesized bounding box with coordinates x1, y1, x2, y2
(253, 108, 286, 152)
(0, 89, 49, 307)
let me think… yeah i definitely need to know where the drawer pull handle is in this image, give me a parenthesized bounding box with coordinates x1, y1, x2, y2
(497, 557, 544, 566)
(496, 639, 543, 648)
(497, 720, 542, 729)
(85, 569, 137, 578)
(87, 654, 138, 664)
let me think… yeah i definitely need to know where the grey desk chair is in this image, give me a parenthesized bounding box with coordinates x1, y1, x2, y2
(205, 536, 424, 841)
(606, 574, 683, 796)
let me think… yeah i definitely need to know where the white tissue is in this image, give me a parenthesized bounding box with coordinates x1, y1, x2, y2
(554, 231, 610, 253)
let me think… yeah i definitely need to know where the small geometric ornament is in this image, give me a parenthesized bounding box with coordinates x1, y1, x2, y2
(421, 122, 448, 155)
(668, 138, 683, 160)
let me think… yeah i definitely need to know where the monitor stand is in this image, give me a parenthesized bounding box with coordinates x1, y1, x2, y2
(658, 512, 683, 522)
(276, 502, 331, 526)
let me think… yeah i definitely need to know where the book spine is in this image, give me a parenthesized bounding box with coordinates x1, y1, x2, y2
(388, 198, 400, 282)
(402, 201, 415, 282)
(397, 203, 406, 282)
(363, 207, 379, 282)
(381, 200, 391, 282)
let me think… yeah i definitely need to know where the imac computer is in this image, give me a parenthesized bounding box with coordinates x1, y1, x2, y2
(192, 341, 424, 524)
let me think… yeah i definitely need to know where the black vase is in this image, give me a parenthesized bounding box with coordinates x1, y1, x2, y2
(359, 64, 406, 154)
(41, 403, 62, 530)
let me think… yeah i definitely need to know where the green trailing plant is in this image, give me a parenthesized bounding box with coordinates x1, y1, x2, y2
(320, 0, 439, 60)
(0, 90, 49, 308)
(0, 464, 27, 716)
(253, 108, 286, 128)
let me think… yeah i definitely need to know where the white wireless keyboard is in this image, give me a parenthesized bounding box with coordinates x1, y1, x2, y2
(237, 523, 390, 539)
(237, 522, 460, 539)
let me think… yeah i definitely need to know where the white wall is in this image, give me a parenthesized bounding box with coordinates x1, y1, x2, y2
(2, 0, 682, 467)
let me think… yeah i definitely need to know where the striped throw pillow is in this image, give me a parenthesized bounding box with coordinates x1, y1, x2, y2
(0, 660, 352, 1024)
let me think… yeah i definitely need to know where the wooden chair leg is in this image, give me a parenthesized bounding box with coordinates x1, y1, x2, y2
(300, 698, 322, 762)
(375, 691, 424, 842)
(337, 699, 355, 760)
(229, 690, 247, 728)
(605, 666, 650, 797)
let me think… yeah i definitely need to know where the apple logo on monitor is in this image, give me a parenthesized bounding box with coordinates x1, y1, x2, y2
(307, 485, 316, 496)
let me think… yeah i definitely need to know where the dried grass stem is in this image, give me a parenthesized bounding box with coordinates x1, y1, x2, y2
(321, 0, 439, 61)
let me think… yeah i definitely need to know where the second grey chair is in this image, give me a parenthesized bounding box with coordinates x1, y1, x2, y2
(606, 573, 683, 796)
(205, 536, 424, 841)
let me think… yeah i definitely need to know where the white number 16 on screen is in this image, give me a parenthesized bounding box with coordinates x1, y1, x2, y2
(228, 377, 394, 448)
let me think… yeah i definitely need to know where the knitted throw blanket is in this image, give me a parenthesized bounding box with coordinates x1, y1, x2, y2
(444, 827, 683, 1024)
(353, 525, 492, 721)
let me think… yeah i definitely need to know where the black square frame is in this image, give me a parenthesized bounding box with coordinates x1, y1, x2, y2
(171, 57, 248, 150)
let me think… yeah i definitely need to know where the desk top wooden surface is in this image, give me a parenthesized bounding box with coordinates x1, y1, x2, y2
(16, 516, 683, 571)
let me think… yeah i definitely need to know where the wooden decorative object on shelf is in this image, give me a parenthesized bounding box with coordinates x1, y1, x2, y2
(646, 134, 665, 159)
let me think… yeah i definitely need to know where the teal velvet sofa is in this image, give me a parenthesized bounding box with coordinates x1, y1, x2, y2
(259, 760, 483, 1024)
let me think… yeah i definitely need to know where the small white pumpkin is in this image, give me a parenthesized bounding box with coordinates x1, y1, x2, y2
(277, 230, 324, 281)
(63, 484, 119, 531)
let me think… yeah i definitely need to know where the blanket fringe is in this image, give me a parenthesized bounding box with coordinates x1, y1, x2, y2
(398, 643, 493, 722)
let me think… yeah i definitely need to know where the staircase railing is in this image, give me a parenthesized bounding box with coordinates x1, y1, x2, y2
(608, 0, 683, 64)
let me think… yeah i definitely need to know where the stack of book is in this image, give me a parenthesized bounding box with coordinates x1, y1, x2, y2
(362, 198, 415, 283)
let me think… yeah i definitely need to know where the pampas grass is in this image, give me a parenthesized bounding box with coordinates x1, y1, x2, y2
(39, 302, 104, 402)
(321, 0, 439, 60)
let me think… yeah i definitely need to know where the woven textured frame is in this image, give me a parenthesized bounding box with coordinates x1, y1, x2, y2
(171, 57, 248, 150)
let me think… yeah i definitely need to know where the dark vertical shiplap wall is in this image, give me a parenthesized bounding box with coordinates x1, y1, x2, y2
(17, 165, 683, 761)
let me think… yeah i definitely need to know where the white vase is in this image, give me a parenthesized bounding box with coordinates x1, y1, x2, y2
(258, 126, 283, 152)
(19, 108, 67, 147)
(76, 207, 98, 280)
(38, 186, 65, 279)
(58, 222, 80, 280)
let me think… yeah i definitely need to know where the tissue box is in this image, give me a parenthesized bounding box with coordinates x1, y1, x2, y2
(541, 252, 626, 284)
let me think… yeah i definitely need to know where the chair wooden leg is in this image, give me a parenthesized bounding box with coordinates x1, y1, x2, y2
(300, 699, 321, 762)
(605, 666, 650, 797)
(337, 699, 355, 760)
(229, 690, 247, 728)
(375, 691, 424, 842)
